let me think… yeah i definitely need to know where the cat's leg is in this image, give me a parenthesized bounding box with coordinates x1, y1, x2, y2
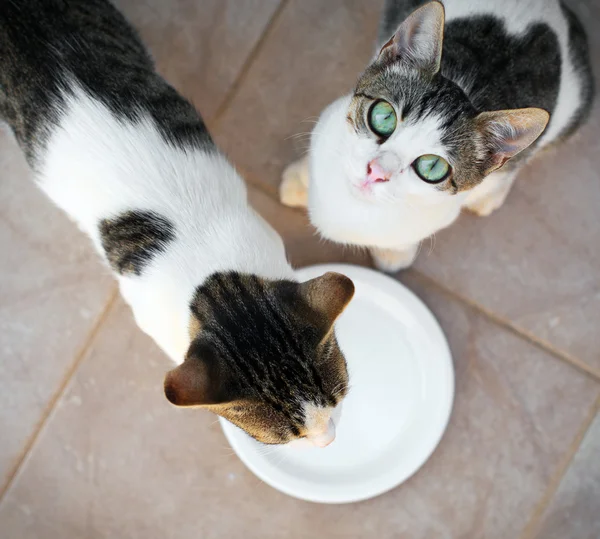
(370, 244, 419, 273)
(280, 155, 310, 208)
(464, 169, 518, 217)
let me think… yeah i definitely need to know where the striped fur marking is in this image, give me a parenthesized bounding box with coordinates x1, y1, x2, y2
(99, 210, 175, 275)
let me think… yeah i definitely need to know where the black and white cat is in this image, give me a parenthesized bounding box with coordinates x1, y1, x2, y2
(0, 0, 355, 446)
(280, 0, 594, 272)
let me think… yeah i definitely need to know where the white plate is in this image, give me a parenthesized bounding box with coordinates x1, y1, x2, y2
(220, 264, 454, 504)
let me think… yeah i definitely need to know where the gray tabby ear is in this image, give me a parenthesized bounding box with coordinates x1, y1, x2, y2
(475, 108, 550, 174)
(378, 1, 445, 75)
(299, 272, 355, 329)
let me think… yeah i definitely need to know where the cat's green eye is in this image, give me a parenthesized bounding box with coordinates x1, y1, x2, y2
(413, 154, 451, 183)
(368, 100, 397, 137)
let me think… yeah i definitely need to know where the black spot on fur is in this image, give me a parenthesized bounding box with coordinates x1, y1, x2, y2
(0, 0, 213, 167)
(99, 210, 175, 276)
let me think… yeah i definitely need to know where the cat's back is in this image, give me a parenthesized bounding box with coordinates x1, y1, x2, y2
(1, 0, 223, 224)
(441, 0, 593, 143)
(379, 0, 565, 44)
(0, 0, 212, 161)
(0, 0, 147, 154)
(442, 0, 564, 31)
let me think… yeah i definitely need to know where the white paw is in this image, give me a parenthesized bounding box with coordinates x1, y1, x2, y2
(279, 157, 309, 208)
(370, 245, 418, 273)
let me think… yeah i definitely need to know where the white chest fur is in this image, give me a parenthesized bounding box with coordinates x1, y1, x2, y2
(309, 97, 466, 250)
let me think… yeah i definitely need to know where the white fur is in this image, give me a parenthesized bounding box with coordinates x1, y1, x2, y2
(303, 403, 336, 446)
(295, 0, 585, 267)
(38, 87, 295, 362)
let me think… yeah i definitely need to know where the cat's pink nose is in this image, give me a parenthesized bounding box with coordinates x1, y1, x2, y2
(366, 159, 390, 183)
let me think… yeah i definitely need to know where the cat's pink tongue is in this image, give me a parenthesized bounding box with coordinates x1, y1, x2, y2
(366, 159, 390, 183)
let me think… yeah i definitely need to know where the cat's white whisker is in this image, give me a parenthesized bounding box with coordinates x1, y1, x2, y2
(428, 234, 436, 255)
(285, 132, 313, 141)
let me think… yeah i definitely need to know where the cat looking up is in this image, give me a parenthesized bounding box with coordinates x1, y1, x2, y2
(280, 0, 594, 272)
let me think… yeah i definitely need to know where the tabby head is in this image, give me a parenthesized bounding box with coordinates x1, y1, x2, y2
(342, 1, 549, 202)
(164, 271, 354, 446)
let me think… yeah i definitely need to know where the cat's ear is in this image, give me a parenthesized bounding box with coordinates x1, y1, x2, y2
(299, 272, 355, 330)
(377, 0, 445, 75)
(475, 108, 550, 174)
(164, 342, 229, 407)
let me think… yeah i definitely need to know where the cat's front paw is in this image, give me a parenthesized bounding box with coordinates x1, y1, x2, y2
(280, 156, 310, 208)
(370, 245, 419, 273)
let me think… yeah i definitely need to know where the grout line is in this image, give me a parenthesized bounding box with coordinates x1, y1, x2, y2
(406, 271, 600, 382)
(0, 285, 119, 502)
(519, 394, 600, 539)
(210, 0, 291, 126)
(247, 181, 600, 382)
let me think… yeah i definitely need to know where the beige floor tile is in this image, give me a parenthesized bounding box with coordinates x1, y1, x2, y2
(113, 0, 282, 122)
(213, 0, 385, 194)
(412, 133, 600, 374)
(0, 131, 114, 489)
(0, 273, 597, 539)
(249, 187, 371, 267)
(532, 409, 600, 539)
(216, 0, 600, 373)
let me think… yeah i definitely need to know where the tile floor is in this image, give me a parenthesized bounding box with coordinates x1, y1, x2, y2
(1, 1, 599, 538)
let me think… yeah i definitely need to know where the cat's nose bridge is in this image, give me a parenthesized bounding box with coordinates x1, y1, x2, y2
(377, 151, 401, 172)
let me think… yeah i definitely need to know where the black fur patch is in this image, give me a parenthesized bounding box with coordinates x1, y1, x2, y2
(99, 210, 175, 276)
(0, 0, 213, 166)
(558, 1, 595, 139)
(442, 17, 560, 115)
